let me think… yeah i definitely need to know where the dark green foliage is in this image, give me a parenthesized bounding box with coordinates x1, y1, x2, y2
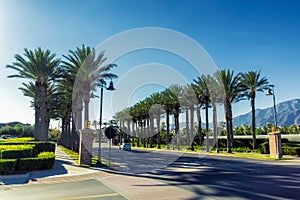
(0, 141, 55, 156)
(282, 144, 300, 156)
(16, 152, 55, 171)
(217, 138, 269, 149)
(259, 142, 270, 154)
(1, 149, 33, 159)
(32, 142, 56, 156)
(214, 147, 252, 153)
(0, 125, 34, 137)
(0, 159, 17, 174)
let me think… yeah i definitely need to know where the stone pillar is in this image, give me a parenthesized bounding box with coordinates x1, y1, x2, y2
(79, 128, 93, 165)
(268, 132, 282, 159)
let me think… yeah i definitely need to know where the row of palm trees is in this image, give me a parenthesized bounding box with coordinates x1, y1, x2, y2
(7, 46, 117, 151)
(114, 70, 269, 152)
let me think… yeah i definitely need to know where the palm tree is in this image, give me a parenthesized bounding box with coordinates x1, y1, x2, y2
(166, 84, 183, 150)
(194, 75, 211, 152)
(62, 45, 117, 151)
(7, 47, 60, 141)
(191, 83, 205, 147)
(71, 46, 117, 127)
(182, 84, 198, 149)
(215, 69, 243, 153)
(240, 70, 269, 149)
(161, 89, 174, 149)
(149, 92, 163, 149)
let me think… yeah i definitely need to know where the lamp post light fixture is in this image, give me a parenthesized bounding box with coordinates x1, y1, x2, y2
(97, 78, 115, 164)
(266, 85, 278, 130)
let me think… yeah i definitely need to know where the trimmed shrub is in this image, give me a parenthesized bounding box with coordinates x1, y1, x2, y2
(32, 142, 56, 156)
(0, 159, 17, 174)
(1, 149, 33, 159)
(17, 152, 55, 171)
(0, 137, 35, 144)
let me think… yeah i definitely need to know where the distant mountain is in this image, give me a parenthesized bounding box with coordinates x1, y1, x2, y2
(0, 122, 31, 128)
(233, 99, 300, 127)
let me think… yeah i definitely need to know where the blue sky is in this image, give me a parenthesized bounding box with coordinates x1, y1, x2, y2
(1, 0, 300, 127)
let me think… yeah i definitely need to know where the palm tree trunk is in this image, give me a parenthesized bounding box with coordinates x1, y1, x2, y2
(212, 100, 219, 153)
(166, 109, 170, 149)
(157, 116, 161, 149)
(150, 117, 154, 148)
(34, 81, 42, 140)
(41, 82, 48, 141)
(225, 99, 234, 153)
(212, 101, 218, 153)
(251, 97, 257, 149)
(175, 108, 180, 150)
(185, 108, 190, 146)
(131, 120, 135, 147)
(190, 106, 195, 150)
(205, 103, 209, 152)
(196, 106, 203, 145)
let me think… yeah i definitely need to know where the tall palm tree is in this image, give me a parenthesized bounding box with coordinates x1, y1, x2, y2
(240, 70, 269, 149)
(149, 92, 163, 149)
(62, 45, 117, 151)
(161, 89, 174, 149)
(166, 84, 183, 150)
(182, 84, 198, 149)
(194, 75, 211, 152)
(7, 47, 60, 141)
(215, 69, 243, 153)
(191, 83, 204, 146)
(70, 45, 117, 127)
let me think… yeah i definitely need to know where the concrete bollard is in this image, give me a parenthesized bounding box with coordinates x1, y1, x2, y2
(268, 132, 282, 159)
(79, 128, 93, 165)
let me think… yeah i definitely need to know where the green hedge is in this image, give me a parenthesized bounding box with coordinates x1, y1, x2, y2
(1, 149, 33, 159)
(282, 146, 300, 156)
(217, 138, 271, 149)
(16, 152, 55, 171)
(0, 137, 35, 144)
(0, 159, 17, 174)
(32, 142, 55, 156)
(0, 141, 55, 155)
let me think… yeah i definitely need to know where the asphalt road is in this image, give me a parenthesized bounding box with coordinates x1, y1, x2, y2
(95, 143, 300, 199)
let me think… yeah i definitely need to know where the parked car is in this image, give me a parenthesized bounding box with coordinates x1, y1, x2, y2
(119, 143, 131, 151)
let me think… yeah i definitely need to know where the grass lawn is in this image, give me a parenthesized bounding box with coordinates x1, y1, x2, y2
(209, 151, 292, 160)
(58, 145, 108, 167)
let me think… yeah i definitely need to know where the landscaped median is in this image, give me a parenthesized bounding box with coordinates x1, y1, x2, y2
(0, 137, 56, 175)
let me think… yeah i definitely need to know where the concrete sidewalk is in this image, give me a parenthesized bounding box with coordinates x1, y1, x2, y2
(0, 146, 103, 185)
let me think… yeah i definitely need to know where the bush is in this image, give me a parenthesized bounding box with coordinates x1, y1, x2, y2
(32, 142, 56, 156)
(232, 147, 251, 153)
(0, 137, 35, 144)
(17, 152, 55, 171)
(1, 149, 33, 159)
(260, 142, 270, 154)
(0, 159, 17, 174)
(282, 146, 300, 156)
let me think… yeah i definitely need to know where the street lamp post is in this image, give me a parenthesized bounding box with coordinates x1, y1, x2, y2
(97, 79, 115, 164)
(266, 85, 278, 130)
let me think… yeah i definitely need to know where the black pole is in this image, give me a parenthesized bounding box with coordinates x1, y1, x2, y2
(273, 87, 278, 130)
(97, 86, 104, 163)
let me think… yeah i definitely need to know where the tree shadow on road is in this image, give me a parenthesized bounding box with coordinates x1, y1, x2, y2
(101, 155, 300, 199)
